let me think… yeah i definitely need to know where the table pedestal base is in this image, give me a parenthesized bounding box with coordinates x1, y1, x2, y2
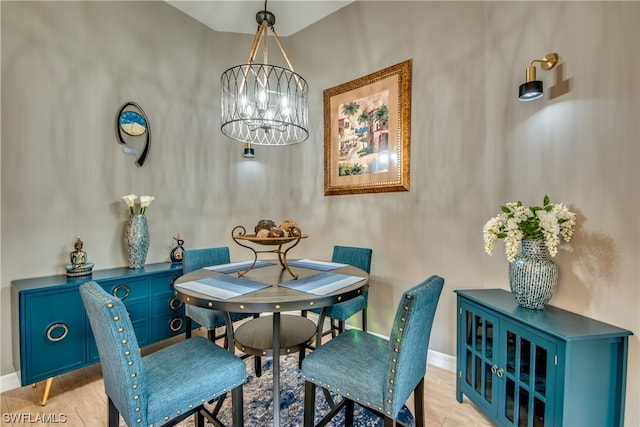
(234, 314, 317, 427)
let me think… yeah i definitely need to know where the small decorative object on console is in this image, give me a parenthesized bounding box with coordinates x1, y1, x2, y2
(170, 233, 185, 263)
(65, 236, 94, 277)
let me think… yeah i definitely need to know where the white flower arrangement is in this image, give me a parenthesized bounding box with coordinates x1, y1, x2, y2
(483, 195, 576, 262)
(122, 194, 155, 215)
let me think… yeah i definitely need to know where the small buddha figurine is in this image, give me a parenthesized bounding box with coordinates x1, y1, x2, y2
(66, 236, 94, 277)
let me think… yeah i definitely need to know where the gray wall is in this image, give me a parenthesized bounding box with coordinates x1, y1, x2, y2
(2, 1, 638, 424)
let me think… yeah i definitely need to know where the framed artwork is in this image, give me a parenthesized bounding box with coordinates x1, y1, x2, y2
(324, 60, 411, 196)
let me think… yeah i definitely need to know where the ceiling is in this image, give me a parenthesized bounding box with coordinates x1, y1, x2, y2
(166, 1, 354, 37)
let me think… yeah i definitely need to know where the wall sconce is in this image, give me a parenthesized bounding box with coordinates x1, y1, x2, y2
(518, 52, 559, 101)
(243, 142, 255, 158)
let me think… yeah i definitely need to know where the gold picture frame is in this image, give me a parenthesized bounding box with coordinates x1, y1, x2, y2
(324, 60, 411, 196)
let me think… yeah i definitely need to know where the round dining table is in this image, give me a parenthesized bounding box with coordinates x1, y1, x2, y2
(174, 260, 369, 427)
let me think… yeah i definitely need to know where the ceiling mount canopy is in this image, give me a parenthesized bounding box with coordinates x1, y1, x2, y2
(220, 1, 309, 146)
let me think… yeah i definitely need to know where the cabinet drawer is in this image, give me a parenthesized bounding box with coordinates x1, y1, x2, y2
(151, 294, 184, 318)
(152, 313, 186, 342)
(22, 289, 86, 385)
(99, 277, 149, 302)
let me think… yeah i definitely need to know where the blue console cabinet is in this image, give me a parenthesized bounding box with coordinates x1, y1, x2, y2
(11, 263, 184, 396)
(455, 289, 632, 427)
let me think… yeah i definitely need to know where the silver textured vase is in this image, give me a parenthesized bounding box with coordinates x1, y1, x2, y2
(509, 239, 558, 309)
(124, 214, 149, 269)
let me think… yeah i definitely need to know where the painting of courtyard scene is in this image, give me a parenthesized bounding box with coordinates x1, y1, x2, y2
(337, 92, 389, 176)
(324, 60, 411, 196)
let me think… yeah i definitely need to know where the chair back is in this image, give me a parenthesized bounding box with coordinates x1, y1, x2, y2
(182, 247, 231, 273)
(79, 281, 148, 427)
(384, 275, 444, 417)
(331, 245, 372, 273)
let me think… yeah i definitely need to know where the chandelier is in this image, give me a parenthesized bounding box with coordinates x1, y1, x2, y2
(220, 3, 309, 146)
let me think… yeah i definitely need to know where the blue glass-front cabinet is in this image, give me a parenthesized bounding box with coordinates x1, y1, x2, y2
(455, 289, 631, 427)
(11, 263, 184, 401)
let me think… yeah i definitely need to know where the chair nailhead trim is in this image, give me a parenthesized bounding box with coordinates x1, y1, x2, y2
(135, 407, 140, 412)
(107, 303, 114, 308)
(114, 316, 120, 321)
(134, 395, 139, 400)
(136, 418, 141, 423)
(131, 373, 137, 378)
(122, 339, 128, 344)
(133, 384, 138, 389)
(125, 350, 131, 356)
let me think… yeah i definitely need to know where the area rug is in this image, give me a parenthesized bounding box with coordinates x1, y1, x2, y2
(169, 355, 416, 426)
(213, 355, 415, 426)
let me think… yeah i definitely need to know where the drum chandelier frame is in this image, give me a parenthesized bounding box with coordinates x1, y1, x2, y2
(220, 3, 309, 146)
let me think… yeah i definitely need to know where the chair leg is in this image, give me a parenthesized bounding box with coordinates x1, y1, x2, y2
(303, 381, 316, 427)
(338, 320, 346, 334)
(254, 356, 262, 377)
(185, 316, 192, 338)
(362, 308, 368, 332)
(231, 385, 244, 427)
(414, 377, 425, 427)
(108, 397, 119, 427)
(331, 319, 339, 338)
(195, 408, 205, 427)
(298, 348, 306, 369)
(345, 399, 354, 426)
(383, 415, 395, 427)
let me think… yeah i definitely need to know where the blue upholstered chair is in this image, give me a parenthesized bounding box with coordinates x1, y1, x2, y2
(80, 281, 245, 427)
(301, 275, 444, 427)
(183, 247, 257, 342)
(309, 245, 372, 337)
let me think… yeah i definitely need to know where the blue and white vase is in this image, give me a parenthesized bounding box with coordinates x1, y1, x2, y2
(509, 239, 558, 309)
(124, 214, 149, 269)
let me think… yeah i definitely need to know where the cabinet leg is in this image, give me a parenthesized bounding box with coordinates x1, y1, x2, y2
(35, 377, 54, 406)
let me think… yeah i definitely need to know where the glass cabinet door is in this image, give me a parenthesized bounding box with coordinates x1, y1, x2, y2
(499, 321, 556, 427)
(459, 303, 500, 414)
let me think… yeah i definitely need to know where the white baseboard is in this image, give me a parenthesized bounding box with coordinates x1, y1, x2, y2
(427, 348, 456, 372)
(1, 371, 21, 393)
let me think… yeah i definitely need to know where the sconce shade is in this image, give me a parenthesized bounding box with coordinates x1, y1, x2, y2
(518, 52, 559, 102)
(519, 80, 544, 101)
(243, 142, 255, 158)
(220, 6, 309, 146)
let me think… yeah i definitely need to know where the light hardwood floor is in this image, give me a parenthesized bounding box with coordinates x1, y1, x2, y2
(1, 330, 493, 427)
